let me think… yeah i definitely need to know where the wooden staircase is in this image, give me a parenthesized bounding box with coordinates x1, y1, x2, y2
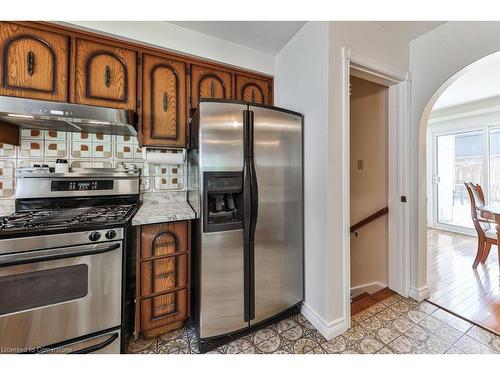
(351, 288, 395, 316)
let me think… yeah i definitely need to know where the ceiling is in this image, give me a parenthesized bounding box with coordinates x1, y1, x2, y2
(168, 21, 445, 56)
(373, 21, 445, 42)
(432, 52, 500, 111)
(168, 21, 306, 54)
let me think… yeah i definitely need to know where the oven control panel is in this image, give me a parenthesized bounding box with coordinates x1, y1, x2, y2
(85, 228, 123, 243)
(51, 180, 114, 191)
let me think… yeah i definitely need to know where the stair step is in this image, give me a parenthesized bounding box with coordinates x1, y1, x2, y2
(352, 292, 370, 303)
(351, 287, 395, 317)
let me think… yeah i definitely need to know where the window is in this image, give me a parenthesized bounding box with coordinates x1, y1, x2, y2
(432, 125, 500, 231)
(436, 131, 484, 228)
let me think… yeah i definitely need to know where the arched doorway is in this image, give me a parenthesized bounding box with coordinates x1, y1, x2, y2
(418, 51, 500, 335)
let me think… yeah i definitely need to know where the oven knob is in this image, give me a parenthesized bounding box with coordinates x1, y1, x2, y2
(105, 230, 117, 240)
(89, 231, 101, 242)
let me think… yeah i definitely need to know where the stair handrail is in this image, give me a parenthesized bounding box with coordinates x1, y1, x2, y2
(350, 206, 389, 234)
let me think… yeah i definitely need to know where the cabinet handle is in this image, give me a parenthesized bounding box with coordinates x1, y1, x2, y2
(210, 81, 215, 97)
(26, 51, 35, 77)
(104, 65, 111, 88)
(156, 302, 175, 311)
(163, 92, 168, 112)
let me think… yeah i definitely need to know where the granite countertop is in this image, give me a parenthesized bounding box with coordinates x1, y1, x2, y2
(131, 192, 196, 226)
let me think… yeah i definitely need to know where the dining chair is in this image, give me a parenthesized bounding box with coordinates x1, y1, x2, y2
(464, 182, 497, 268)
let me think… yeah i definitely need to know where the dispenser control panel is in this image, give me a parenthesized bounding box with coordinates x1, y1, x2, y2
(203, 172, 244, 232)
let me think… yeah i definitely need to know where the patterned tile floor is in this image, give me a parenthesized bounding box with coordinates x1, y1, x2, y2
(126, 295, 500, 354)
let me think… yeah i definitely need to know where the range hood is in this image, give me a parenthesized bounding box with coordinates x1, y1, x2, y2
(0, 96, 137, 136)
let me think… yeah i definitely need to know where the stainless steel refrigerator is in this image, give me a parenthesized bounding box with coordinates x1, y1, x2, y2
(188, 99, 303, 352)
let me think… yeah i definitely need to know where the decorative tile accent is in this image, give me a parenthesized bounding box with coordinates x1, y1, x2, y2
(20, 140, 43, 158)
(0, 160, 15, 178)
(92, 142, 112, 158)
(45, 130, 66, 141)
(21, 129, 43, 139)
(0, 143, 16, 158)
(0, 179, 14, 198)
(45, 141, 67, 158)
(72, 142, 92, 158)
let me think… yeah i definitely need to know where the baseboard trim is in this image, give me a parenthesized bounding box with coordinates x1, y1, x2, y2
(300, 303, 347, 341)
(351, 281, 387, 297)
(409, 285, 430, 301)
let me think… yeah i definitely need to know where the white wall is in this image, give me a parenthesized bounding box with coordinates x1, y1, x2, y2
(275, 21, 331, 332)
(275, 21, 409, 339)
(410, 22, 500, 300)
(60, 21, 275, 75)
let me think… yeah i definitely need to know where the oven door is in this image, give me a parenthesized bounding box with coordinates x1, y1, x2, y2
(0, 241, 122, 352)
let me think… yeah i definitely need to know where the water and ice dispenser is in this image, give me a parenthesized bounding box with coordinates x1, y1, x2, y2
(203, 172, 244, 232)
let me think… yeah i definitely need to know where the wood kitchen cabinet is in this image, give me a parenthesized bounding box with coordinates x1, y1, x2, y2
(0, 22, 69, 102)
(141, 53, 187, 148)
(74, 39, 137, 110)
(190, 64, 232, 110)
(135, 221, 191, 336)
(235, 73, 272, 105)
(0, 22, 274, 149)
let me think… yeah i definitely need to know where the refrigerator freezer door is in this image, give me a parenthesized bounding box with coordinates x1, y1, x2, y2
(198, 101, 247, 339)
(199, 101, 246, 172)
(250, 105, 303, 325)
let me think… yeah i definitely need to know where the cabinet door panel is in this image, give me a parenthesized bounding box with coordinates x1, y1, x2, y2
(140, 289, 187, 332)
(140, 221, 188, 259)
(190, 64, 232, 110)
(235, 74, 271, 105)
(142, 54, 187, 147)
(0, 22, 69, 101)
(140, 254, 187, 296)
(75, 39, 137, 110)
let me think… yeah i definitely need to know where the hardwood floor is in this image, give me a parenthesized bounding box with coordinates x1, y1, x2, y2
(427, 228, 500, 335)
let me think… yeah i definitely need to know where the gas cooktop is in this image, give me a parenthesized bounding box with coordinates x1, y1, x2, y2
(0, 204, 138, 234)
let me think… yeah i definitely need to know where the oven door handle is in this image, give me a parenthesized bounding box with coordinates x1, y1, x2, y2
(70, 332, 119, 354)
(0, 242, 121, 267)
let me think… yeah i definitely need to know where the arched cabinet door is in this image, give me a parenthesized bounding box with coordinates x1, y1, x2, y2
(0, 22, 69, 101)
(142, 54, 187, 147)
(235, 74, 272, 105)
(190, 64, 232, 110)
(75, 39, 137, 110)
(138, 221, 190, 334)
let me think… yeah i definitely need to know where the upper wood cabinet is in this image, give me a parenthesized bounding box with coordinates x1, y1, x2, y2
(190, 64, 232, 110)
(0, 22, 69, 101)
(74, 39, 137, 110)
(141, 54, 187, 148)
(235, 74, 272, 105)
(0, 22, 274, 149)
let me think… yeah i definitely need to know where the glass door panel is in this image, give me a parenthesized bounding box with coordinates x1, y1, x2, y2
(489, 129, 500, 206)
(436, 131, 484, 228)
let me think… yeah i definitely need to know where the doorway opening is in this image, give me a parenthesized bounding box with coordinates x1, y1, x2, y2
(424, 52, 500, 335)
(349, 75, 392, 315)
(341, 48, 410, 329)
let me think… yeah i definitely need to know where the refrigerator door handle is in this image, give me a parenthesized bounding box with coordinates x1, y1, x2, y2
(248, 109, 257, 321)
(243, 109, 252, 322)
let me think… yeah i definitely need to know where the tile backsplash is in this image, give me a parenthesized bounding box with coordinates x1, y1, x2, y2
(0, 129, 186, 199)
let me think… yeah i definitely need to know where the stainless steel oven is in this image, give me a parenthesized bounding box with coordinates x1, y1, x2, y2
(0, 229, 123, 353)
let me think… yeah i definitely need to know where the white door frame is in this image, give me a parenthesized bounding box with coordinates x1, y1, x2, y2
(341, 47, 411, 327)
